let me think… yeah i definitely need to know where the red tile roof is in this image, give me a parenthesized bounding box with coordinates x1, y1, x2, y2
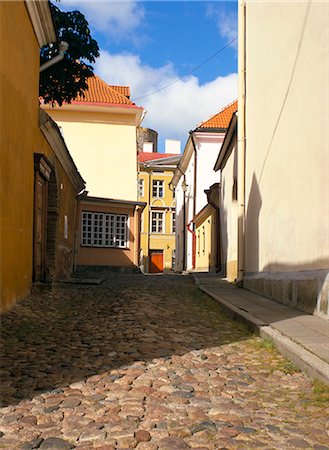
(73, 75, 135, 106)
(198, 100, 238, 129)
(138, 152, 179, 163)
(109, 85, 130, 98)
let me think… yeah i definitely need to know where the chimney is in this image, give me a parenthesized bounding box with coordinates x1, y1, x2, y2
(143, 142, 153, 153)
(165, 139, 181, 154)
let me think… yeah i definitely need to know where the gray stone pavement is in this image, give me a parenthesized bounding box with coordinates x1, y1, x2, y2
(192, 274, 329, 385)
(0, 273, 328, 449)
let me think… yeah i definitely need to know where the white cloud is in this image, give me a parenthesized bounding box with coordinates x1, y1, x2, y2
(95, 50, 238, 146)
(59, 1, 144, 39)
(207, 4, 238, 49)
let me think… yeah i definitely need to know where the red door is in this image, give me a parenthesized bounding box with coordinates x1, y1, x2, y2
(149, 250, 164, 273)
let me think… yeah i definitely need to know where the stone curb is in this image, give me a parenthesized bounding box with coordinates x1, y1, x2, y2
(195, 280, 329, 385)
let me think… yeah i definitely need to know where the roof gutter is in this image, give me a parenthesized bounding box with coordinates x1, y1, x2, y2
(40, 41, 69, 72)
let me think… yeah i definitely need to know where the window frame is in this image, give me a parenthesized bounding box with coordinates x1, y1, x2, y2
(151, 210, 164, 233)
(172, 211, 176, 234)
(81, 211, 128, 249)
(138, 178, 144, 198)
(152, 179, 164, 198)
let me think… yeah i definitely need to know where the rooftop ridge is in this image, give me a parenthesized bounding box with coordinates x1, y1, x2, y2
(197, 99, 238, 130)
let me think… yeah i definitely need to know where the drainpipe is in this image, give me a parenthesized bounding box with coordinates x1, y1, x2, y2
(40, 41, 69, 72)
(237, 0, 246, 284)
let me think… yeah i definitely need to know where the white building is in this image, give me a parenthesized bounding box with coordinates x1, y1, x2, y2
(171, 101, 237, 272)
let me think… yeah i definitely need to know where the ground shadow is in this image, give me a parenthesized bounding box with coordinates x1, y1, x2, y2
(0, 273, 251, 407)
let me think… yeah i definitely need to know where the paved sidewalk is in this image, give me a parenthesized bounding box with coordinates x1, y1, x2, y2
(193, 274, 329, 385)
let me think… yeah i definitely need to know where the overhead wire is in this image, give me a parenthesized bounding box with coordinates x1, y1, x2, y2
(131, 35, 238, 102)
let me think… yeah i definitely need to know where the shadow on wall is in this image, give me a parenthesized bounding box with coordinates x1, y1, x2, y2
(0, 274, 252, 407)
(219, 178, 228, 278)
(245, 173, 262, 273)
(243, 174, 328, 316)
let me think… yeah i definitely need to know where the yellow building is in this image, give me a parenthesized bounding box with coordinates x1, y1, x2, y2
(42, 75, 144, 202)
(138, 151, 180, 273)
(0, 1, 85, 311)
(43, 75, 146, 270)
(193, 183, 220, 274)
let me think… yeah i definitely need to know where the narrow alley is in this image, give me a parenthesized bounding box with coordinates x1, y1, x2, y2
(0, 274, 328, 450)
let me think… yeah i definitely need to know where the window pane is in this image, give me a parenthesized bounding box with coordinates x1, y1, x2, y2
(93, 213, 104, 246)
(81, 212, 93, 246)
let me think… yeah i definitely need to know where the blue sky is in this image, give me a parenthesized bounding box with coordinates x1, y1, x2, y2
(60, 1, 238, 151)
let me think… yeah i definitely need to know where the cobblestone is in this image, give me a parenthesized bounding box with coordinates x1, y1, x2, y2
(0, 273, 328, 449)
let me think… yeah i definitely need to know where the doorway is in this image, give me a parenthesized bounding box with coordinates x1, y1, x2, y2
(149, 250, 164, 273)
(33, 154, 57, 282)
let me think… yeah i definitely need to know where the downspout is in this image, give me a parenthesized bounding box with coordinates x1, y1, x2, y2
(40, 41, 69, 72)
(237, 0, 246, 284)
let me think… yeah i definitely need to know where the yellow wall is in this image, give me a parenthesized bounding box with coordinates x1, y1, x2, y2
(0, 2, 42, 310)
(0, 2, 82, 311)
(45, 109, 138, 201)
(139, 169, 175, 271)
(53, 160, 80, 280)
(195, 207, 216, 273)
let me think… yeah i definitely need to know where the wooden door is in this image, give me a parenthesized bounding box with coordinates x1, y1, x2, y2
(149, 250, 164, 273)
(33, 173, 47, 281)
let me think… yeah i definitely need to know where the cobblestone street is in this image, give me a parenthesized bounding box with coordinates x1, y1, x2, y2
(0, 274, 328, 450)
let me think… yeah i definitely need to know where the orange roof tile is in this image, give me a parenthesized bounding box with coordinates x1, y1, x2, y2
(138, 152, 179, 163)
(73, 75, 135, 106)
(198, 100, 238, 130)
(109, 85, 130, 98)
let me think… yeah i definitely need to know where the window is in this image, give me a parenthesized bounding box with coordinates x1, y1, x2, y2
(138, 179, 144, 198)
(81, 212, 128, 248)
(151, 211, 164, 233)
(172, 212, 176, 233)
(152, 180, 164, 198)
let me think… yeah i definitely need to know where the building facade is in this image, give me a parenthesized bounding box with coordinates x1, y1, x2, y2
(77, 196, 144, 270)
(172, 101, 237, 272)
(138, 141, 180, 273)
(0, 1, 85, 311)
(43, 76, 145, 270)
(225, 1, 329, 318)
(42, 75, 144, 202)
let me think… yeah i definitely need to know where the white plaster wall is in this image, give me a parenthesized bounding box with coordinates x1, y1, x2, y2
(195, 135, 224, 215)
(245, 1, 329, 275)
(185, 157, 195, 270)
(175, 177, 185, 272)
